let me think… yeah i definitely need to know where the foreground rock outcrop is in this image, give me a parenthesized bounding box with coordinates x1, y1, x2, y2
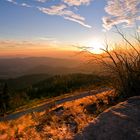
(74, 96, 140, 140)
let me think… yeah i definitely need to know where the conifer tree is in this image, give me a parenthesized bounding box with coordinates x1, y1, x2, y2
(0, 83, 9, 115)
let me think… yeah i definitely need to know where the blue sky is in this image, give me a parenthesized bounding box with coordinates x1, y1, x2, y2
(0, 0, 140, 56)
(0, 0, 106, 41)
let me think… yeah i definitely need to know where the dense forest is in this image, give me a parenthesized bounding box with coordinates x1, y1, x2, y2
(0, 73, 108, 114)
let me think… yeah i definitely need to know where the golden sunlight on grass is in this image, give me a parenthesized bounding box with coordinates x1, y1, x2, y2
(0, 90, 116, 140)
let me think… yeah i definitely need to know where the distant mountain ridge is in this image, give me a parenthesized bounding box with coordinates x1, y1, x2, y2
(0, 57, 100, 78)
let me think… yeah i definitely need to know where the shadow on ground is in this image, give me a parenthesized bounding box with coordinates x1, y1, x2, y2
(74, 96, 140, 140)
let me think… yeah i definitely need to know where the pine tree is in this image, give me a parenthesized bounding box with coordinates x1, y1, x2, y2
(0, 83, 9, 115)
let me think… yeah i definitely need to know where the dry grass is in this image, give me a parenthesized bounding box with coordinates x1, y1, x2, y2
(0, 90, 115, 140)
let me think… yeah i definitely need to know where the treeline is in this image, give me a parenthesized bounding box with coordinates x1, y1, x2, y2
(0, 73, 108, 114)
(26, 74, 107, 99)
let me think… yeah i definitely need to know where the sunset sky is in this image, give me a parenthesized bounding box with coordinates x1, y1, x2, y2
(0, 0, 140, 57)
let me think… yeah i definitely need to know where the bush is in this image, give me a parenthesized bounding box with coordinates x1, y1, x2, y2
(97, 27, 140, 98)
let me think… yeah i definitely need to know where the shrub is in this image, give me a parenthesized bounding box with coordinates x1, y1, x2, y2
(97, 27, 140, 98)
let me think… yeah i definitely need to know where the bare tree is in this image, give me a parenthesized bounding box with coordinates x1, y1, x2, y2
(79, 26, 140, 98)
(96, 27, 140, 98)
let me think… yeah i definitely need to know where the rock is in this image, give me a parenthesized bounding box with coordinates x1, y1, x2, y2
(52, 106, 64, 116)
(79, 103, 84, 106)
(53, 106, 64, 112)
(127, 96, 140, 105)
(97, 98, 104, 107)
(107, 96, 114, 105)
(36, 123, 44, 132)
(84, 103, 97, 114)
(64, 114, 78, 133)
(74, 96, 140, 140)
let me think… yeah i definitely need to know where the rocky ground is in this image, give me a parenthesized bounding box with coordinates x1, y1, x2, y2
(74, 96, 140, 140)
(1, 91, 139, 140)
(0, 90, 115, 140)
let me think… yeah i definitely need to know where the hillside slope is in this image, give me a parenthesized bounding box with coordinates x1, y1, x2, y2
(0, 90, 114, 140)
(74, 96, 140, 140)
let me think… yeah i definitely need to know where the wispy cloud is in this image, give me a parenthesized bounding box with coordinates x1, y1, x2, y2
(38, 4, 91, 28)
(63, 0, 92, 6)
(36, 0, 48, 3)
(36, 0, 92, 5)
(6, 0, 31, 8)
(6, 0, 17, 5)
(5, 0, 92, 28)
(137, 26, 140, 32)
(38, 37, 56, 41)
(21, 3, 31, 8)
(0, 40, 35, 48)
(38, 4, 67, 15)
(103, 0, 140, 30)
(64, 16, 91, 28)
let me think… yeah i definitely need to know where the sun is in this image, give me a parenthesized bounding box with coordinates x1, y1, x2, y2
(87, 40, 105, 54)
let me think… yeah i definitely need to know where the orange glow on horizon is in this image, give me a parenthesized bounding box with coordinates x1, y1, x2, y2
(0, 40, 102, 59)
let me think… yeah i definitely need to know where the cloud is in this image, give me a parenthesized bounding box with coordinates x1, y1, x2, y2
(0, 40, 34, 48)
(21, 3, 31, 8)
(38, 4, 91, 28)
(64, 16, 91, 28)
(137, 26, 140, 32)
(0, 39, 63, 52)
(38, 4, 67, 15)
(103, 0, 140, 30)
(5, 0, 92, 28)
(63, 0, 92, 6)
(36, 0, 92, 5)
(38, 37, 56, 41)
(6, 0, 31, 8)
(36, 0, 48, 3)
(6, 0, 17, 5)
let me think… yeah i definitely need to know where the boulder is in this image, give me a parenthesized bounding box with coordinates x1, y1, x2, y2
(84, 103, 97, 114)
(74, 96, 140, 140)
